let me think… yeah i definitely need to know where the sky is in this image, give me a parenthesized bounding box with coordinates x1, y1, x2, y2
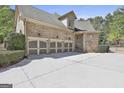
(10, 5, 122, 19)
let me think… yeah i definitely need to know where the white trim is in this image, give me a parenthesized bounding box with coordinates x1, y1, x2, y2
(28, 37, 48, 41)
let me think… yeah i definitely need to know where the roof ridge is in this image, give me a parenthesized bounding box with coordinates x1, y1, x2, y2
(31, 6, 54, 16)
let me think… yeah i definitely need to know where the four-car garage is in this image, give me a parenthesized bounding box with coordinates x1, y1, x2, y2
(28, 37, 74, 55)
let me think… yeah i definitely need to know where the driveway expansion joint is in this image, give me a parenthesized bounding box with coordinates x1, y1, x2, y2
(19, 67, 36, 88)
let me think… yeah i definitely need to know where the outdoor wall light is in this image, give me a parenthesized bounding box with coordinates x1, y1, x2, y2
(68, 37, 71, 40)
(38, 33, 41, 36)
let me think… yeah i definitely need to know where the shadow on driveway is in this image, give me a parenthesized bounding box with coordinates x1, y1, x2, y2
(0, 52, 81, 73)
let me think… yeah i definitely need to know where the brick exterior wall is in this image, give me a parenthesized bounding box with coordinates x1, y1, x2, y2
(83, 33, 99, 52)
(75, 33, 99, 52)
(26, 21, 74, 41)
(26, 21, 99, 53)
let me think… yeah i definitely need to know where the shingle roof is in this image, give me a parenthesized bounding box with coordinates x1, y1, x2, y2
(53, 13, 61, 18)
(18, 5, 66, 29)
(74, 20, 96, 31)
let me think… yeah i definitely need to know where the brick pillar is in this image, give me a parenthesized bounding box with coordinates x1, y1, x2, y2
(47, 39, 50, 54)
(83, 34, 87, 52)
(37, 40, 40, 55)
(62, 41, 64, 52)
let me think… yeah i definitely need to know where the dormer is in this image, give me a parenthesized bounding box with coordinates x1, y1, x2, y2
(58, 11, 77, 29)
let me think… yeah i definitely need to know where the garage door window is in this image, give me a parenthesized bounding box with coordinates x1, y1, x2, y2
(64, 49, 68, 52)
(69, 43, 72, 47)
(69, 43, 73, 52)
(50, 42, 56, 48)
(40, 41, 47, 48)
(40, 49, 47, 54)
(50, 49, 56, 53)
(29, 41, 37, 48)
(57, 49, 62, 52)
(64, 43, 68, 47)
(69, 48, 72, 52)
(29, 50, 37, 55)
(57, 42, 62, 48)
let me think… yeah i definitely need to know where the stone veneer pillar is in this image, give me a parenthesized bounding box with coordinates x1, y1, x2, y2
(83, 33, 87, 52)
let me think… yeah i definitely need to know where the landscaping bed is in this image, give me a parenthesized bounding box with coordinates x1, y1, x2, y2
(0, 50, 25, 68)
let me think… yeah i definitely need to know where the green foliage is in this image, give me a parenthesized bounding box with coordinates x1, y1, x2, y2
(0, 6, 14, 43)
(6, 33, 25, 50)
(88, 6, 124, 44)
(0, 50, 24, 66)
(107, 10, 124, 42)
(99, 31, 107, 44)
(88, 16, 105, 31)
(88, 16, 107, 44)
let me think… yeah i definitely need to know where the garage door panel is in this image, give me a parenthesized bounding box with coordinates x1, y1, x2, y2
(64, 49, 68, 52)
(40, 41, 47, 48)
(64, 43, 68, 48)
(40, 49, 47, 54)
(69, 48, 72, 52)
(50, 49, 56, 53)
(29, 41, 37, 48)
(69, 43, 72, 47)
(57, 49, 62, 53)
(57, 42, 62, 48)
(50, 42, 56, 48)
(29, 50, 37, 55)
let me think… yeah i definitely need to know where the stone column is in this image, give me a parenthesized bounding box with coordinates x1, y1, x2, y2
(55, 41, 57, 53)
(47, 39, 50, 54)
(37, 40, 40, 55)
(62, 41, 64, 52)
(24, 19, 29, 57)
(83, 33, 87, 52)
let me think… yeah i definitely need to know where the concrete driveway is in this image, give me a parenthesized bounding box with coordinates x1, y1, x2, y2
(0, 52, 124, 88)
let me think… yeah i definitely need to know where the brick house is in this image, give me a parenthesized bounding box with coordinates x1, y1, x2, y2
(14, 5, 99, 56)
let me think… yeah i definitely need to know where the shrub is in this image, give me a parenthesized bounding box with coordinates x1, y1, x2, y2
(6, 32, 25, 50)
(0, 50, 25, 67)
(98, 45, 109, 53)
